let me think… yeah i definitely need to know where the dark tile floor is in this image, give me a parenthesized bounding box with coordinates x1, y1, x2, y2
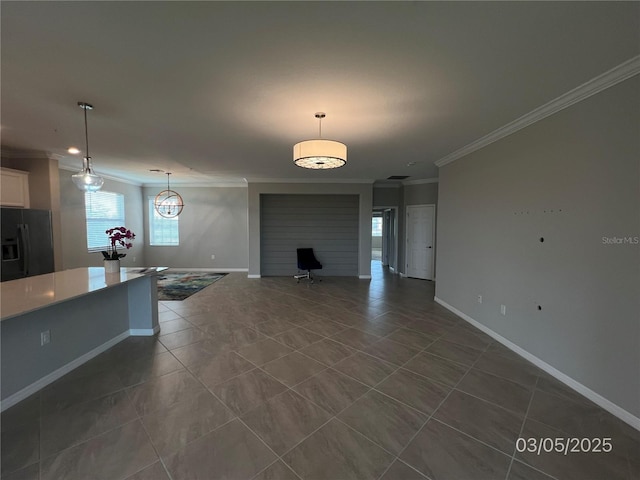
(2, 264, 639, 479)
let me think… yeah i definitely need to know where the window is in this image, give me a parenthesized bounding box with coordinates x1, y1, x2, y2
(149, 197, 179, 246)
(85, 191, 125, 251)
(372, 217, 383, 237)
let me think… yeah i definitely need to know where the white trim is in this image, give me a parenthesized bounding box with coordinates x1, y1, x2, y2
(1, 331, 130, 412)
(247, 178, 375, 184)
(435, 56, 640, 168)
(165, 268, 247, 273)
(142, 182, 248, 188)
(129, 326, 159, 336)
(59, 164, 143, 186)
(434, 296, 640, 431)
(1, 147, 63, 161)
(402, 178, 439, 186)
(247, 274, 261, 279)
(359, 275, 372, 280)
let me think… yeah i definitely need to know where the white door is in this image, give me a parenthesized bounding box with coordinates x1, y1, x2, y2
(406, 205, 435, 280)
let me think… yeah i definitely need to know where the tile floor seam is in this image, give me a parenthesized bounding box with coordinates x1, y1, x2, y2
(447, 386, 532, 418)
(503, 376, 561, 480)
(36, 417, 142, 475)
(249, 459, 304, 480)
(234, 398, 337, 476)
(379, 338, 492, 479)
(333, 414, 405, 456)
(252, 363, 384, 434)
(127, 413, 173, 480)
(471, 363, 539, 389)
(320, 334, 422, 368)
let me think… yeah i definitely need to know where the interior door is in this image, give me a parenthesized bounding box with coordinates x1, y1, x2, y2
(406, 205, 435, 280)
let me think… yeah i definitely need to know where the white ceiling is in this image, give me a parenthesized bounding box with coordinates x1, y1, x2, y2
(1, 1, 638, 186)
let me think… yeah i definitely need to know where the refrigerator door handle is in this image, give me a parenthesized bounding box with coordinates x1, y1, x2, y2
(19, 223, 31, 277)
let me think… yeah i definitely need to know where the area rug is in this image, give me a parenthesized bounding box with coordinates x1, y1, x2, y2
(157, 272, 226, 301)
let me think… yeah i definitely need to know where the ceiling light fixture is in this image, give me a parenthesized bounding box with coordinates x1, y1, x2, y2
(71, 102, 104, 192)
(154, 172, 184, 218)
(293, 113, 347, 169)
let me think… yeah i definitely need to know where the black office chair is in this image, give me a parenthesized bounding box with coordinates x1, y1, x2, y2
(294, 248, 322, 283)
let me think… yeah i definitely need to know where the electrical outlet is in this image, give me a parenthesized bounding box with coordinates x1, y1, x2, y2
(40, 330, 51, 346)
(132, 256, 136, 262)
(500, 304, 506, 316)
(210, 254, 215, 260)
(477, 295, 482, 304)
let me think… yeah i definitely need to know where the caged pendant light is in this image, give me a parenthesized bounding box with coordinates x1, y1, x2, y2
(293, 113, 347, 169)
(71, 102, 104, 192)
(154, 172, 184, 218)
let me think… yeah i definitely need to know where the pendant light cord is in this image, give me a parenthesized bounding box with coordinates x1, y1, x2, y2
(318, 116, 322, 138)
(83, 105, 90, 160)
(167, 172, 171, 191)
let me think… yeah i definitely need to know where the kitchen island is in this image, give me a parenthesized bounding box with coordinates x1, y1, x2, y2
(0, 267, 167, 409)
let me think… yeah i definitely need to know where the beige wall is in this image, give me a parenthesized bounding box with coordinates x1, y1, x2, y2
(435, 76, 639, 419)
(59, 171, 145, 269)
(142, 186, 248, 270)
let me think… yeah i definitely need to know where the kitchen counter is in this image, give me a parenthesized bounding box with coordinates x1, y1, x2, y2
(0, 267, 167, 320)
(1, 266, 167, 410)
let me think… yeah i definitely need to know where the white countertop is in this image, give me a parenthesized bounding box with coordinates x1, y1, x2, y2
(0, 267, 167, 321)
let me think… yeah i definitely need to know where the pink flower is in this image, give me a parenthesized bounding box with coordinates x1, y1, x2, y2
(102, 226, 136, 260)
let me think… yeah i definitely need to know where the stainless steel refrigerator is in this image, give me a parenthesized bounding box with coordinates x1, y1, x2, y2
(1, 208, 55, 282)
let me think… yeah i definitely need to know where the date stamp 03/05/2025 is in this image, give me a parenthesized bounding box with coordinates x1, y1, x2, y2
(516, 437, 613, 456)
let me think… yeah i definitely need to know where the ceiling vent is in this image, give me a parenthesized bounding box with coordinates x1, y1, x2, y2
(387, 175, 410, 180)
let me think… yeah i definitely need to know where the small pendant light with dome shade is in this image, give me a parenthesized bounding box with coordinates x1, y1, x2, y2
(71, 102, 104, 192)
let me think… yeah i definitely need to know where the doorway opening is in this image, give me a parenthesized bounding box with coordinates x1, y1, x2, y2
(372, 208, 398, 272)
(371, 213, 383, 262)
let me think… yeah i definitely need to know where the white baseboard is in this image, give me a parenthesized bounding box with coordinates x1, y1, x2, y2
(129, 326, 160, 336)
(434, 297, 640, 431)
(359, 275, 372, 280)
(1, 331, 130, 412)
(247, 274, 261, 279)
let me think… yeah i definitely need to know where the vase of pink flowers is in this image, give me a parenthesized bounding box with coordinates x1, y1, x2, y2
(102, 227, 135, 273)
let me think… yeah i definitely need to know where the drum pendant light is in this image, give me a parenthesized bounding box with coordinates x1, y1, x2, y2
(293, 113, 347, 169)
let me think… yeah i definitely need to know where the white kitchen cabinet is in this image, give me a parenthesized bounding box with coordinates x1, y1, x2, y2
(0, 167, 30, 208)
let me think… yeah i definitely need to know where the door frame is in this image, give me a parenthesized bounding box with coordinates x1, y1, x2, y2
(405, 204, 436, 280)
(372, 206, 399, 273)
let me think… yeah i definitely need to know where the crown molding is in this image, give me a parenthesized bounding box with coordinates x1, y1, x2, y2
(435, 55, 640, 168)
(246, 178, 375, 184)
(58, 164, 142, 187)
(402, 178, 439, 186)
(373, 183, 402, 188)
(1, 147, 64, 161)
(141, 182, 248, 188)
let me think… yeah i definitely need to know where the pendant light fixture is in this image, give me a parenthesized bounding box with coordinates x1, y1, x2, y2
(154, 172, 184, 218)
(71, 102, 104, 192)
(293, 113, 347, 169)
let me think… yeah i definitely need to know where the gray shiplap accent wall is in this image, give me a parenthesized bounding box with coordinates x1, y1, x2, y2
(260, 194, 359, 276)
